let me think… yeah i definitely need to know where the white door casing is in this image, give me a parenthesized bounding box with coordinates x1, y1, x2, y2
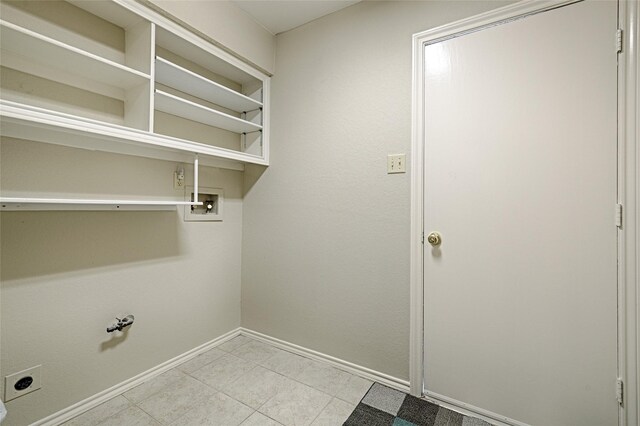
(411, 1, 625, 425)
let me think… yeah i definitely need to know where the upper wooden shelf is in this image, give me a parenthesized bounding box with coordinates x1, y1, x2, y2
(155, 57, 262, 113)
(0, 100, 267, 170)
(154, 90, 262, 134)
(0, 20, 150, 92)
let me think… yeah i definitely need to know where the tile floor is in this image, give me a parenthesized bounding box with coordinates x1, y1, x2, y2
(62, 335, 373, 426)
(62, 335, 490, 426)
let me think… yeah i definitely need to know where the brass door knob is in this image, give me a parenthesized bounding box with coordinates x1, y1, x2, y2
(427, 232, 442, 246)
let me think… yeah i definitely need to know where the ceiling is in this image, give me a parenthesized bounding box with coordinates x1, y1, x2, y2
(231, 1, 360, 35)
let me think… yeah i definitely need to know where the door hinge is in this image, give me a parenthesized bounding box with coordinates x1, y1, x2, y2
(616, 378, 623, 404)
(616, 29, 623, 53)
(616, 203, 623, 228)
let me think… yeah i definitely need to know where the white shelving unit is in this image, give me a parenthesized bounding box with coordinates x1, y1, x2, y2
(0, 0, 270, 210)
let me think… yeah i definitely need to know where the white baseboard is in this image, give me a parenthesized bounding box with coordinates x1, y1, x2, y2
(238, 328, 410, 393)
(32, 328, 241, 426)
(423, 390, 530, 426)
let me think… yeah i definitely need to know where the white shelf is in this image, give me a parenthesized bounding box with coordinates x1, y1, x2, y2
(154, 90, 262, 134)
(0, 197, 202, 211)
(0, 100, 267, 169)
(0, 20, 150, 91)
(155, 26, 261, 85)
(155, 57, 262, 113)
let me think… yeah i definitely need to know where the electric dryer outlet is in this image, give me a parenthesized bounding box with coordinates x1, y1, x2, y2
(4, 365, 42, 401)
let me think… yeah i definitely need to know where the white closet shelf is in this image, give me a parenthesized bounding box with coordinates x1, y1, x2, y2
(155, 26, 261, 86)
(154, 90, 262, 134)
(0, 197, 202, 211)
(0, 20, 150, 90)
(0, 101, 268, 169)
(155, 57, 262, 113)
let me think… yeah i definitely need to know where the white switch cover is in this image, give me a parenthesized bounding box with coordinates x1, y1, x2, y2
(387, 154, 406, 174)
(4, 365, 41, 401)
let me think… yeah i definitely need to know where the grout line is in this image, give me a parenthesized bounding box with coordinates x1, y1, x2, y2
(132, 403, 163, 426)
(234, 337, 360, 425)
(239, 329, 409, 392)
(307, 395, 334, 426)
(72, 334, 372, 426)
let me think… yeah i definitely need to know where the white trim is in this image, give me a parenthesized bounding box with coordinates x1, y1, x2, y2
(411, 0, 578, 44)
(409, 12, 425, 396)
(32, 328, 241, 426)
(619, 1, 640, 426)
(261, 78, 271, 164)
(411, 1, 638, 425)
(424, 391, 530, 426)
(239, 328, 410, 393)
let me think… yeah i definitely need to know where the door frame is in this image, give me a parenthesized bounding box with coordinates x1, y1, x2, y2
(409, 1, 639, 425)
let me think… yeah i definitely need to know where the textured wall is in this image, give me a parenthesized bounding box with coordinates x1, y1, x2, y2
(0, 139, 243, 425)
(241, 0, 512, 381)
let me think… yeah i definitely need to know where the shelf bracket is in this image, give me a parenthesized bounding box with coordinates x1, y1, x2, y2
(193, 154, 199, 204)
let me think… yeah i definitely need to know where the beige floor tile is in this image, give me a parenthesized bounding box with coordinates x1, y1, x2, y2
(190, 354, 256, 390)
(334, 375, 373, 405)
(98, 406, 161, 426)
(310, 398, 355, 426)
(137, 376, 217, 424)
(169, 393, 253, 426)
(294, 361, 352, 396)
(217, 335, 252, 352)
(177, 348, 226, 374)
(240, 412, 283, 426)
(260, 350, 315, 379)
(63, 396, 131, 426)
(231, 340, 281, 363)
(123, 369, 187, 404)
(222, 366, 290, 409)
(259, 380, 332, 426)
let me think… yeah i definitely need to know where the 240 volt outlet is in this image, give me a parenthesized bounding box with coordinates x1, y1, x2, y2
(4, 365, 41, 401)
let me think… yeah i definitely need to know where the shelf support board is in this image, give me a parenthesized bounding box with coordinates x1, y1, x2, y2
(0, 197, 203, 211)
(194, 154, 199, 204)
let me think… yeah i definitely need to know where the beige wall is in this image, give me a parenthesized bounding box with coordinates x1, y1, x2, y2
(241, 0, 512, 381)
(0, 2, 262, 422)
(0, 139, 244, 425)
(147, 0, 276, 74)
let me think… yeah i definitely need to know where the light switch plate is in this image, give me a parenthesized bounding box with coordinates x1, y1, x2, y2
(387, 154, 406, 173)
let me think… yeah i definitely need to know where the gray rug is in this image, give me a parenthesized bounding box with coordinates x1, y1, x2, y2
(344, 383, 492, 426)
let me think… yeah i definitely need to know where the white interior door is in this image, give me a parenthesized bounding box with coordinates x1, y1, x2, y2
(423, 2, 618, 425)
